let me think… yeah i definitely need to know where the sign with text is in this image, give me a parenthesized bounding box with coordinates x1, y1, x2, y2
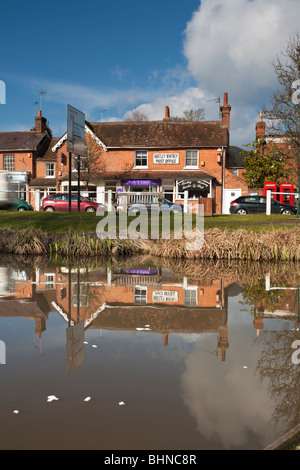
(178, 179, 210, 192)
(153, 153, 179, 164)
(152, 290, 179, 302)
(67, 104, 85, 156)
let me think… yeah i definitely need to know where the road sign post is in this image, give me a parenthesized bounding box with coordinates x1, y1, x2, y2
(67, 105, 85, 212)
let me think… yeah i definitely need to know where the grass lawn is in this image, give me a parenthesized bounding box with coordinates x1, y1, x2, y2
(0, 211, 299, 234)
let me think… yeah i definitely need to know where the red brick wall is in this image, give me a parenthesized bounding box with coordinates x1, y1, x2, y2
(36, 160, 56, 179)
(224, 169, 248, 195)
(0, 151, 34, 175)
(56, 136, 224, 177)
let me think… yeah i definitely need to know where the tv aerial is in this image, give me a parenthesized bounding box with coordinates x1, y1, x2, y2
(39, 91, 46, 113)
(206, 97, 221, 118)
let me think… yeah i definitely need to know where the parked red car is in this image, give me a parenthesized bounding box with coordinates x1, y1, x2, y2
(41, 193, 106, 213)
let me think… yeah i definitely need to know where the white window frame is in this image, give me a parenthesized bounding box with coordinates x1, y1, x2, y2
(184, 150, 199, 169)
(184, 287, 198, 306)
(45, 162, 55, 177)
(134, 285, 147, 304)
(72, 282, 89, 307)
(134, 150, 148, 169)
(3, 154, 15, 171)
(45, 273, 55, 290)
(72, 154, 88, 172)
(231, 168, 239, 176)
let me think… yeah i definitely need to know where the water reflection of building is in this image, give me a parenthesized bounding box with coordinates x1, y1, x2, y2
(0, 263, 230, 362)
(0, 266, 52, 338)
(249, 274, 299, 338)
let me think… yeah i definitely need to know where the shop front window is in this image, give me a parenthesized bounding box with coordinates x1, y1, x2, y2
(177, 180, 210, 199)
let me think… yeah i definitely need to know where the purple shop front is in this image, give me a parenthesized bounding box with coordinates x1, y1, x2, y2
(121, 179, 162, 186)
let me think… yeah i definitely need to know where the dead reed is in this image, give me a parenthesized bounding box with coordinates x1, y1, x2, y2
(0, 226, 300, 261)
(137, 228, 300, 261)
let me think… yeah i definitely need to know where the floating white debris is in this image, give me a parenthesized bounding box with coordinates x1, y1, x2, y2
(145, 324, 150, 327)
(243, 366, 248, 369)
(136, 327, 151, 331)
(47, 395, 59, 402)
(92, 345, 98, 348)
(83, 341, 88, 344)
(13, 410, 19, 414)
(84, 397, 91, 402)
(119, 401, 125, 406)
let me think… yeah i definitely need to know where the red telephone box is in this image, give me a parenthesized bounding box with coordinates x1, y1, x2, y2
(279, 183, 294, 205)
(263, 181, 277, 200)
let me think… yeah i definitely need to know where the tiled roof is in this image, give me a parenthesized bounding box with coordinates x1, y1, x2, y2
(58, 170, 216, 182)
(227, 146, 245, 168)
(36, 138, 59, 161)
(29, 178, 56, 187)
(0, 131, 48, 151)
(88, 120, 228, 149)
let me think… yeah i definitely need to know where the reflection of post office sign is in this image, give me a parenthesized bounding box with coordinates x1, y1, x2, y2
(153, 153, 179, 164)
(152, 291, 178, 302)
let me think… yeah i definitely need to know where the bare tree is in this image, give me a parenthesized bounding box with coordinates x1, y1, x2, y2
(125, 110, 149, 122)
(171, 107, 205, 121)
(262, 34, 300, 178)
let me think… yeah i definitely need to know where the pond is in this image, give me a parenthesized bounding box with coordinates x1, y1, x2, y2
(0, 254, 299, 450)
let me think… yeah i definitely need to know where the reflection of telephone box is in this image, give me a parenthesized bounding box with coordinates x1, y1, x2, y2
(279, 183, 294, 205)
(263, 181, 277, 200)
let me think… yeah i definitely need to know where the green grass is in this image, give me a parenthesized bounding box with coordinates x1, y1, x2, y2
(0, 211, 99, 233)
(203, 213, 300, 231)
(0, 211, 298, 234)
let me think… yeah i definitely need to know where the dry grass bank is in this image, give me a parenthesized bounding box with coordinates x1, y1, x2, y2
(0, 226, 300, 261)
(134, 227, 300, 261)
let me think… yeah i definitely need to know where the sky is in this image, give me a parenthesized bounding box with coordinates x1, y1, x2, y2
(1, 0, 300, 147)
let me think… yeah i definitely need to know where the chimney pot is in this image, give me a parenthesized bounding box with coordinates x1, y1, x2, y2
(35, 111, 47, 133)
(223, 93, 228, 105)
(164, 106, 170, 120)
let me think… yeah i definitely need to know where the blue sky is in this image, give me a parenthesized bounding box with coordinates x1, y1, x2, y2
(1, 0, 300, 146)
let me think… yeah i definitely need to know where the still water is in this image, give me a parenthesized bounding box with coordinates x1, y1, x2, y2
(0, 254, 299, 450)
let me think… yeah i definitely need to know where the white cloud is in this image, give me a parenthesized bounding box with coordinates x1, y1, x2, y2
(123, 87, 221, 121)
(182, 0, 300, 144)
(183, 0, 300, 101)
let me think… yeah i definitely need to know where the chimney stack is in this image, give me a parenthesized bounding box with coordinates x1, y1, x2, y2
(220, 92, 231, 135)
(256, 112, 266, 138)
(164, 106, 170, 121)
(35, 110, 47, 134)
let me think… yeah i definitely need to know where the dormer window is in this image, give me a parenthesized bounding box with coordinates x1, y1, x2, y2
(45, 163, 55, 177)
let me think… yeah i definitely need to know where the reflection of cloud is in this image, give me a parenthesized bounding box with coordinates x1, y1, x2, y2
(181, 337, 274, 449)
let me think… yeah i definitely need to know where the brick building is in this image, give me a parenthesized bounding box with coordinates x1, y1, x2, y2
(0, 93, 251, 213)
(33, 92, 248, 214)
(0, 111, 51, 204)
